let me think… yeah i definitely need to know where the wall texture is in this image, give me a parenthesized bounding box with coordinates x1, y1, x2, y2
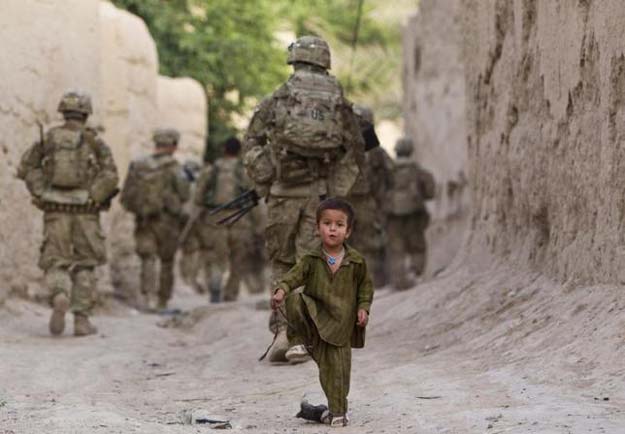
(402, 0, 469, 220)
(157, 76, 208, 161)
(0, 0, 207, 301)
(461, 0, 625, 284)
(0, 0, 102, 296)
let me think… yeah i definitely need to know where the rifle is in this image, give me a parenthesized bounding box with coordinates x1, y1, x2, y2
(179, 205, 204, 246)
(178, 189, 260, 246)
(36, 120, 45, 147)
(209, 189, 260, 227)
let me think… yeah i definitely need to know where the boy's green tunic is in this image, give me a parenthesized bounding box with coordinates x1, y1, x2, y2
(277, 245, 374, 346)
(278, 244, 374, 415)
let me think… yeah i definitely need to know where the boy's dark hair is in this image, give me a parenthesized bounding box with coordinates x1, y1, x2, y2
(316, 197, 355, 228)
(223, 136, 241, 156)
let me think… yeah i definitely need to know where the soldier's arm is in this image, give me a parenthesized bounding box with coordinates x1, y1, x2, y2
(17, 141, 46, 198)
(341, 101, 366, 167)
(174, 164, 191, 203)
(243, 96, 277, 197)
(193, 165, 214, 207)
(119, 162, 136, 211)
(90, 137, 120, 205)
(243, 97, 274, 154)
(418, 166, 436, 200)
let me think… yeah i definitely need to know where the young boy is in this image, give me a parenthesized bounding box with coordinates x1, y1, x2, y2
(271, 198, 374, 427)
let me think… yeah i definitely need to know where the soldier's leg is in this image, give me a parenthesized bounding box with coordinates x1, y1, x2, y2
(71, 266, 98, 336)
(155, 215, 182, 308)
(222, 227, 243, 302)
(387, 217, 412, 290)
(158, 259, 175, 308)
(140, 255, 157, 298)
(44, 267, 72, 336)
(294, 196, 321, 259)
(313, 338, 352, 419)
(265, 196, 309, 362)
(179, 233, 203, 293)
(134, 221, 159, 307)
(408, 216, 428, 276)
(72, 215, 106, 334)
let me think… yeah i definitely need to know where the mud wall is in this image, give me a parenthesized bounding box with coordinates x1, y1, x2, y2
(0, 0, 207, 301)
(157, 76, 208, 161)
(402, 0, 469, 221)
(0, 0, 102, 298)
(461, 0, 625, 284)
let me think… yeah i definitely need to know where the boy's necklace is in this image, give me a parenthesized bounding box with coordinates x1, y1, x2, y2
(322, 247, 345, 266)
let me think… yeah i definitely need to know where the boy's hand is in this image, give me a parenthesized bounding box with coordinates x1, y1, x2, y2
(357, 309, 368, 327)
(271, 289, 286, 310)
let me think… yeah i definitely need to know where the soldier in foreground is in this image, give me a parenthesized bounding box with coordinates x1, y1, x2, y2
(17, 91, 119, 336)
(190, 137, 259, 302)
(387, 137, 436, 290)
(347, 105, 393, 287)
(243, 35, 365, 363)
(120, 129, 190, 310)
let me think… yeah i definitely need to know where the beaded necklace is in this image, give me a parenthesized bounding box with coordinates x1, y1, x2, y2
(323, 247, 345, 267)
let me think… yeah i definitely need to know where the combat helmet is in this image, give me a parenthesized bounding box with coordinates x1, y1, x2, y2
(57, 90, 93, 115)
(395, 137, 415, 157)
(287, 36, 331, 70)
(153, 128, 180, 148)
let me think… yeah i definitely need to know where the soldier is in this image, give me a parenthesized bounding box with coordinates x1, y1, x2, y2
(243, 36, 365, 363)
(17, 90, 119, 336)
(179, 159, 205, 294)
(120, 128, 190, 310)
(387, 137, 436, 290)
(347, 105, 393, 287)
(191, 137, 261, 303)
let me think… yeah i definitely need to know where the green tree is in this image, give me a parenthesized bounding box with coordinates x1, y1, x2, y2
(112, 0, 406, 157)
(113, 0, 288, 159)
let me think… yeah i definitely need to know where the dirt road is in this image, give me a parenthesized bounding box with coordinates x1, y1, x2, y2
(1, 271, 624, 433)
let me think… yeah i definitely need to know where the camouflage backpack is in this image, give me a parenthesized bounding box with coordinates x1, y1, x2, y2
(41, 126, 97, 189)
(121, 155, 177, 217)
(273, 70, 344, 158)
(203, 158, 246, 207)
(389, 159, 424, 216)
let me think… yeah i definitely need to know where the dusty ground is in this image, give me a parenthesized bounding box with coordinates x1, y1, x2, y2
(2, 256, 625, 434)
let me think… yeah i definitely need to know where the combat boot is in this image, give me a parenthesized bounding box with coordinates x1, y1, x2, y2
(268, 328, 289, 362)
(209, 280, 221, 304)
(74, 314, 98, 337)
(49, 293, 70, 336)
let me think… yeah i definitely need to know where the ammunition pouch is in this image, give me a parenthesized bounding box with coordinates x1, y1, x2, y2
(276, 152, 335, 186)
(36, 188, 99, 214)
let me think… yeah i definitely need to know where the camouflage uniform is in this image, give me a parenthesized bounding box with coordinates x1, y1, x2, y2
(121, 129, 190, 308)
(243, 36, 364, 362)
(17, 91, 119, 336)
(347, 106, 393, 287)
(387, 137, 435, 290)
(193, 154, 259, 302)
(178, 160, 204, 294)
